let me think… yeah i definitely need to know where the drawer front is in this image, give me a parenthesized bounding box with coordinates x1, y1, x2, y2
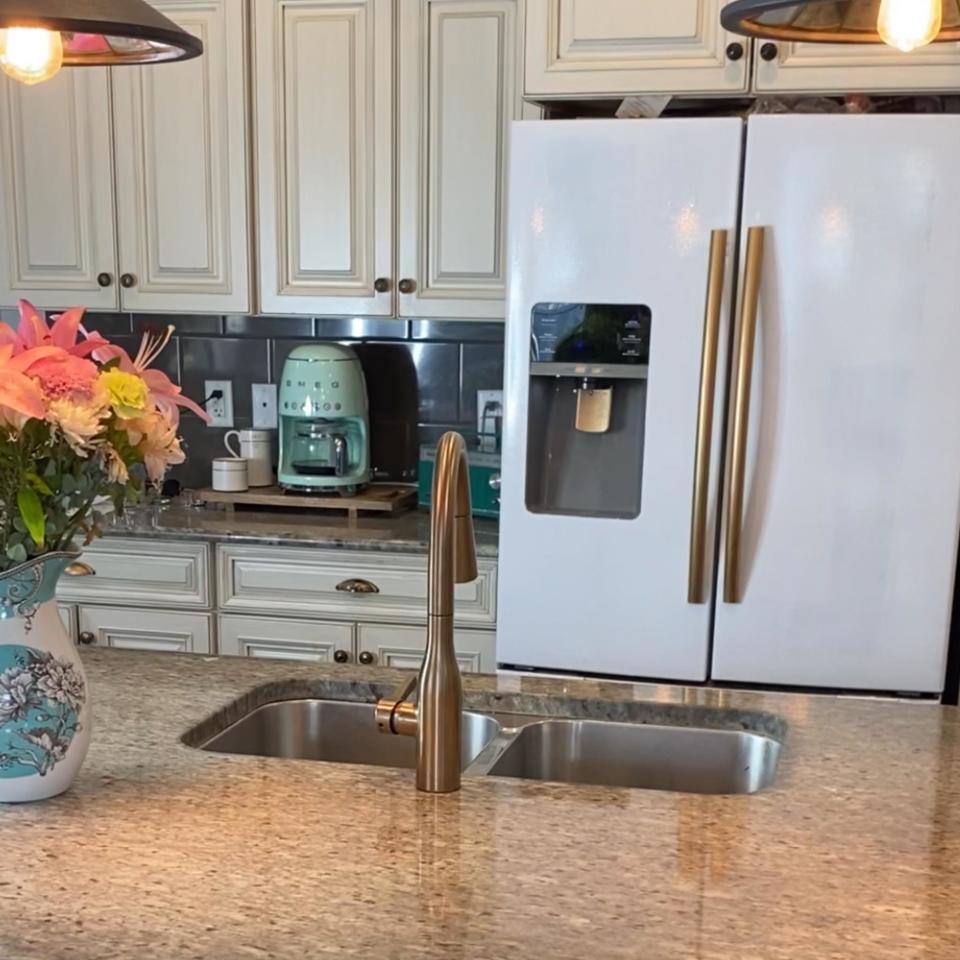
(78, 606, 213, 654)
(357, 623, 496, 674)
(218, 545, 497, 626)
(218, 615, 355, 663)
(58, 538, 211, 608)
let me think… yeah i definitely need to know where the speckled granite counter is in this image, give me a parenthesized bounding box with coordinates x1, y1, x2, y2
(2, 649, 959, 960)
(102, 504, 499, 556)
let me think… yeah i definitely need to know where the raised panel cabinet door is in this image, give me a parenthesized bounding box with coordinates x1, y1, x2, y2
(218, 614, 355, 662)
(357, 623, 496, 673)
(0, 68, 118, 310)
(397, 0, 523, 319)
(78, 607, 213, 654)
(753, 39, 960, 94)
(524, 0, 748, 98)
(112, 0, 251, 312)
(255, 0, 394, 316)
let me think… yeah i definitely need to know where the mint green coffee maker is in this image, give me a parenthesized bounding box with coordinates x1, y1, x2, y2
(277, 344, 371, 494)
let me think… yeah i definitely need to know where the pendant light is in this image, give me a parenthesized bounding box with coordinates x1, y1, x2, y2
(722, 0, 960, 53)
(0, 0, 202, 86)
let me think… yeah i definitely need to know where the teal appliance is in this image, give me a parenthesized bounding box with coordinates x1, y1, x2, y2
(278, 344, 370, 494)
(419, 443, 501, 519)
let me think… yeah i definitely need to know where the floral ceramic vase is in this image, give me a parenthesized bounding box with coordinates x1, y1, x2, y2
(0, 553, 90, 803)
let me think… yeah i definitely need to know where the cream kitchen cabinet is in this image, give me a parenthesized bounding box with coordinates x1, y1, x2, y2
(78, 606, 213, 654)
(218, 614, 355, 663)
(524, 0, 749, 99)
(255, 0, 527, 320)
(357, 622, 496, 673)
(0, 68, 118, 311)
(0, 0, 251, 313)
(752, 38, 960, 94)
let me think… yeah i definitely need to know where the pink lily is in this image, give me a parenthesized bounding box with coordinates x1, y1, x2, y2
(93, 324, 210, 425)
(0, 300, 108, 358)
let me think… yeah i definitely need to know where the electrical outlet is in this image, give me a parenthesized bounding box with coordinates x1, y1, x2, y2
(204, 380, 234, 428)
(252, 383, 278, 430)
(477, 389, 503, 452)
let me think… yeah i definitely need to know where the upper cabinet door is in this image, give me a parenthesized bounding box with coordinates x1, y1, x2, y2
(397, 0, 524, 320)
(0, 69, 118, 310)
(524, 0, 748, 98)
(753, 38, 960, 94)
(255, 0, 394, 316)
(112, 0, 251, 313)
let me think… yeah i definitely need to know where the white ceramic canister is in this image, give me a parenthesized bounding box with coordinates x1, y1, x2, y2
(224, 430, 273, 487)
(212, 457, 248, 492)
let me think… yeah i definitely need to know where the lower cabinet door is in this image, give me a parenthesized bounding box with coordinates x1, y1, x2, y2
(357, 623, 496, 673)
(218, 615, 355, 663)
(58, 604, 77, 642)
(78, 606, 212, 654)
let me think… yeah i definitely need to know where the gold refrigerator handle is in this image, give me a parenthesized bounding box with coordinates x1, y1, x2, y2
(723, 226, 766, 605)
(688, 229, 728, 604)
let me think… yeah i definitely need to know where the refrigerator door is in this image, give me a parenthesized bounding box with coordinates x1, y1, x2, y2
(498, 118, 744, 680)
(713, 114, 960, 693)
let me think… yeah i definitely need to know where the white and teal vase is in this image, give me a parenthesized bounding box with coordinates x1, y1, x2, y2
(0, 553, 90, 803)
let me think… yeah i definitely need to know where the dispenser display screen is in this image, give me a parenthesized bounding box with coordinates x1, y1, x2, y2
(530, 303, 651, 365)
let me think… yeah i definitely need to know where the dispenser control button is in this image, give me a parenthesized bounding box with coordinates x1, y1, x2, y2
(332, 381, 340, 389)
(335, 403, 341, 411)
(324, 403, 332, 412)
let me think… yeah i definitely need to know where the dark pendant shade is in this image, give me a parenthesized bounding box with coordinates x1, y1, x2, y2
(0, 0, 202, 65)
(722, 0, 960, 44)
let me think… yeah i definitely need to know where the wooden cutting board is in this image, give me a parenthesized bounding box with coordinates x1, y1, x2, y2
(197, 484, 417, 519)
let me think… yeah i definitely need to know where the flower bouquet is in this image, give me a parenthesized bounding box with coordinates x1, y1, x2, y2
(0, 300, 207, 802)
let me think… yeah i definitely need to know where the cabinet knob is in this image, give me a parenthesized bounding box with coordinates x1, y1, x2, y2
(760, 42, 779, 62)
(120, 273, 137, 288)
(359, 651, 376, 666)
(97, 272, 113, 288)
(374, 277, 392, 293)
(725, 42, 744, 62)
(335, 578, 380, 595)
(488, 473, 501, 491)
(333, 649, 350, 664)
(78, 632, 96, 646)
(398, 278, 417, 295)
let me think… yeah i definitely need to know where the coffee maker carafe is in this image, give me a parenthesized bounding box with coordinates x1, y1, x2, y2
(278, 344, 370, 494)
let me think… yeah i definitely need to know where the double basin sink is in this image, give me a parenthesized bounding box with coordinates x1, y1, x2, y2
(196, 698, 782, 795)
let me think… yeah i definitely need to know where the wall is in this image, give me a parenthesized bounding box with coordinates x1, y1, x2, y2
(5, 309, 504, 489)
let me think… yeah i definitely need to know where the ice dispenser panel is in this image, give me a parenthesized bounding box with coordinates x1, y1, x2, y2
(525, 303, 650, 520)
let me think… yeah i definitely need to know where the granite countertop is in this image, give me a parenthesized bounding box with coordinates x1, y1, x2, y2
(102, 503, 500, 556)
(2, 649, 959, 960)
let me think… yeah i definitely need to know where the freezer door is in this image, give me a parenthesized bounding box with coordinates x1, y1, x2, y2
(713, 114, 960, 693)
(498, 118, 744, 680)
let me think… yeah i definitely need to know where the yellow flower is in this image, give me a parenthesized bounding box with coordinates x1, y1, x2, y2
(100, 368, 148, 419)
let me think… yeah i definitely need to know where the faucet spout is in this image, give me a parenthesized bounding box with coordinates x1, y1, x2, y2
(375, 432, 477, 793)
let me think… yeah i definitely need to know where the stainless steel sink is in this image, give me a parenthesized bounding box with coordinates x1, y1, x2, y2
(476, 718, 780, 795)
(198, 698, 501, 772)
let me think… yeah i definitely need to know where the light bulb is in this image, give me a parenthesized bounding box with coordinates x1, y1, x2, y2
(877, 0, 942, 53)
(0, 28, 64, 86)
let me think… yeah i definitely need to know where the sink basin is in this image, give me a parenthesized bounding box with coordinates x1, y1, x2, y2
(480, 718, 780, 794)
(198, 698, 501, 772)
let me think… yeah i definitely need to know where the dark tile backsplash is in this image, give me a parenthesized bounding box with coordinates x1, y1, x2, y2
(61, 310, 505, 488)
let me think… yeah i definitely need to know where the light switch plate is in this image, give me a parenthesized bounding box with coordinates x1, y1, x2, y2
(204, 380, 234, 428)
(252, 383, 278, 430)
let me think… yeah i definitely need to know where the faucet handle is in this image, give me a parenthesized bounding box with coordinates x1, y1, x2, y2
(375, 675, 418, 737)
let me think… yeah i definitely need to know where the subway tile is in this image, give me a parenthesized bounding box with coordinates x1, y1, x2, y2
(459, 343, 505, 426)
(107, 334, 180, 383)
(77, 312, 132, 336)
(135, 313, 223, 336)
(225, 314, 313, 338)
(180, 337, 269, 426)
(315, 316, 409, 340)
(410, 319, 505, 343)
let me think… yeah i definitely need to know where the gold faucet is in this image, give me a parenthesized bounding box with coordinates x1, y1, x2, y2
(376, 431, 477, 793)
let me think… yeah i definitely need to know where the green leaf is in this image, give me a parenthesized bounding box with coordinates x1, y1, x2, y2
(25, 471, 52, 496)
(5, 542, 27, 564)
(17, 487, 45, 549)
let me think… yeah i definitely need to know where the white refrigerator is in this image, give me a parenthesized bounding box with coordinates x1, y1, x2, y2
(497, 115, 960, 694)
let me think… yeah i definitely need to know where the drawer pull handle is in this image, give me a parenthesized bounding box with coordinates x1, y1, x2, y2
(65, 562, 96, 577)
(336, 578, 380, 595)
